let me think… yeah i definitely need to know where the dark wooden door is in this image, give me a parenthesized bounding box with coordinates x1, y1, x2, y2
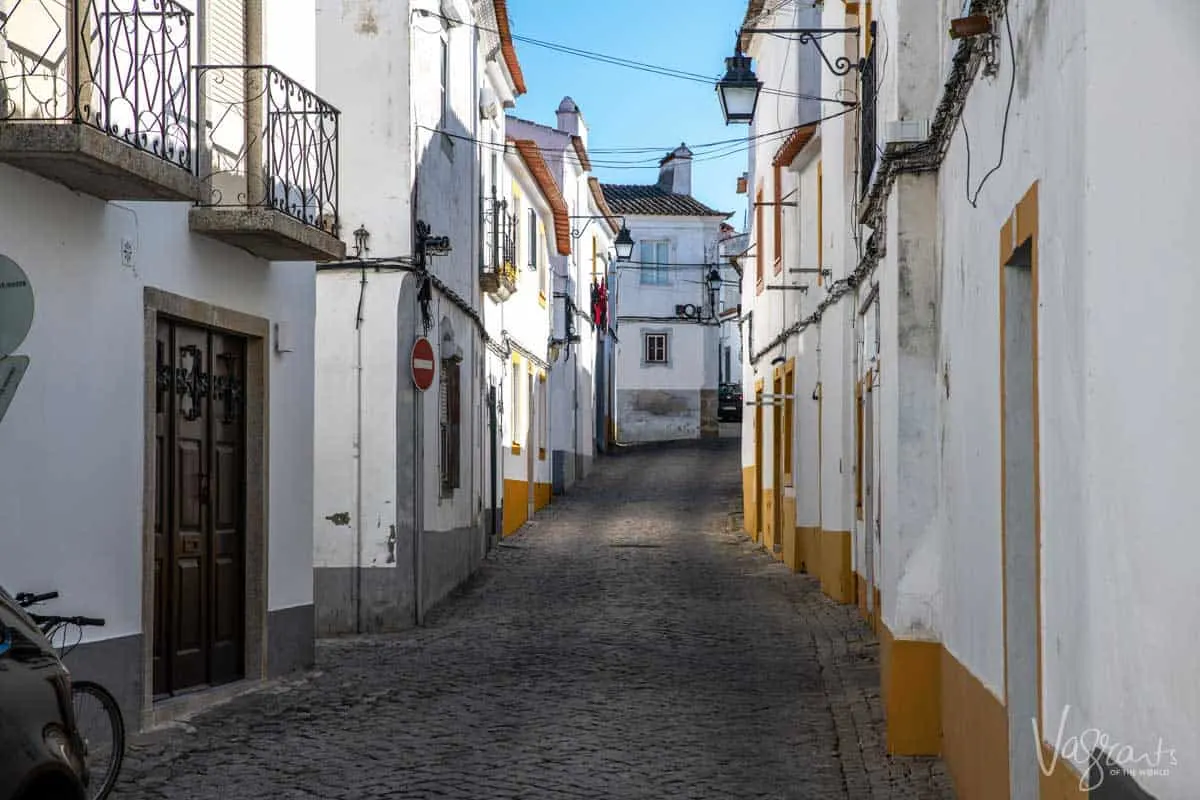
(153, 319, 246, 697)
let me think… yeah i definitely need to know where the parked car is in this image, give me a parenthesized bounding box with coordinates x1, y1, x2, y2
(718, 382, 744, 422)
(0, 586, 87, 800)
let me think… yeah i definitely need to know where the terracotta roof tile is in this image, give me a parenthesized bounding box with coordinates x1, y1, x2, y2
(510, 138, 572, 256)
(588, 177, 620, 234)
(601, 184, 730, 218)
(492, 0, 526, 96)
(772, 124, 817, 167)
(571, 136, 591, 172)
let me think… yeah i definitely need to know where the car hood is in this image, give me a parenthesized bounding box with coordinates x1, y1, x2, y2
(0, 586, 59, 664)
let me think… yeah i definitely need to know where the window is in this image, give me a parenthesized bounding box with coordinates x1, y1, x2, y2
(528, 209, 538, 270)
(439, 359, 461, 496)
(538, 374, 547, 460)
(755, 186, 764, 290)
(439, 38, 449, 129)
(511, 358, 522, 451)
(639, 241, 670, 286)
(773, 164, 783, 274)
(644, 332, 669, 364)
(783, 362, 795, 486)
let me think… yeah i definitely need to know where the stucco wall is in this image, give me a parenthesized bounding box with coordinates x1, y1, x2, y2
(0, 166, 316, 636)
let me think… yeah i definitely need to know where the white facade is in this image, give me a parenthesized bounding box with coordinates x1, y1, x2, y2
(734, 0, 1200, 796)
(312, 0, 524, 633)
(603, 148, 729, 444)
(508, 101, 614, 493)
(489, 136, 558, 536)
(0, 0, 324, 728)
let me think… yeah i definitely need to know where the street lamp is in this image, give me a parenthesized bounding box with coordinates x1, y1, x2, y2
(707, 268, 723, 295)
(614, 225, 635, 262)
(570, 215, 637, 262)
(716, 48, 762, 125)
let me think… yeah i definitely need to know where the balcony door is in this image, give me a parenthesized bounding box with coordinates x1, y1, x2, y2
(153, 318, 247, 697)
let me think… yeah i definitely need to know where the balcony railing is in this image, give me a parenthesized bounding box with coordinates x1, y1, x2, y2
(0, 0, 193, 167)
(481, 197, 518, 300)
(193, 64, 339, 237)
(859, 24, 878, 199)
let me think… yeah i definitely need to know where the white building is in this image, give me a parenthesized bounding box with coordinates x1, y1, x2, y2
(508, 101, 615, 493)
(730, 0, 1200, 797)
(490, 136, 563, 536)
(602, 146, 731, 443)
(311, 0, 524, 634)
(0, 0, 339, 729)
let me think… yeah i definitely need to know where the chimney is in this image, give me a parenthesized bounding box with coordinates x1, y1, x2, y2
(556, 96, 587, 149)
(657, 143, 693, 195)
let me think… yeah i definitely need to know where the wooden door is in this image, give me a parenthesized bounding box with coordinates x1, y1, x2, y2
(153, 319, 246, 697)
(526, 371, 535, 515)
(753, 381, 763, 542)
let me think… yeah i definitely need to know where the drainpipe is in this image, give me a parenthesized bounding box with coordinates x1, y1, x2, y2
(354, 268, 367, 633)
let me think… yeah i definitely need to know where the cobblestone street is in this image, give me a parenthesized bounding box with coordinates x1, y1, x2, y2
(115, 437, 954, 800)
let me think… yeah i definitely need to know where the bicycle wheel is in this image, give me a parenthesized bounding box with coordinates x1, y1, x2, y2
(71, 681, 125, 800)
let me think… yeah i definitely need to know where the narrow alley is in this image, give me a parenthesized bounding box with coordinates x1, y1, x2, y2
(114, 439, 952, 800)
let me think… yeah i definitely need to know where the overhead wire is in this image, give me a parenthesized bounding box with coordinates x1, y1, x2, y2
(420, 8, 855, 107)
(963, 0, 1016, 208)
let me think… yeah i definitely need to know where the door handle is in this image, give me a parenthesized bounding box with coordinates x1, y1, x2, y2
(198, 473, 211, 505)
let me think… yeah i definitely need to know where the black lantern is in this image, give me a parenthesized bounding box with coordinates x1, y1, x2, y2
(614, 225, 635, 262)
(353, 224, 370, 258)
(716, 48, 762, 125)
(707, 268, 723, 294)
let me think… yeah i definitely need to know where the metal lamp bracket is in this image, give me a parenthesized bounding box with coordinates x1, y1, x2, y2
(739, 26, 864, 76)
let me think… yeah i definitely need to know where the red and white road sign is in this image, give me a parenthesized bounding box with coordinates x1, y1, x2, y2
(411, 336, 436, 391)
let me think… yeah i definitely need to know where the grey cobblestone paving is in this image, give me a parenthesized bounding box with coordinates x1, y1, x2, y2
(114, 437, 955, 799)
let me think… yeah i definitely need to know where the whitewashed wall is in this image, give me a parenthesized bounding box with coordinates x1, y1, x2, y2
(934, 0, 1200, 794)
(0, 175, 316, 634)
(613, 214, 723, 443)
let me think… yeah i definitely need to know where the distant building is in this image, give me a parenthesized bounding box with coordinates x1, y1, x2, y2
(602, 146, 732, 443)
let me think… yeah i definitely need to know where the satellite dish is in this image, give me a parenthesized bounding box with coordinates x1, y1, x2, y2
(0, 254, 34, 359)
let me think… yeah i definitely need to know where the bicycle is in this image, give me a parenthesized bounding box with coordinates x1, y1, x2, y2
(14, 591, 125, 800)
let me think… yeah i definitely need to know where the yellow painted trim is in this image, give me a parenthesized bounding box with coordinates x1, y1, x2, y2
(534, 482, 552, 511)
(941, 645, 1010, 799)
(781, 499, 800, 571)
(761, 490, 776, 553)
(879, 624, 941, 755)
(742, 466, 757, 537)
(819, 529, 854, 604)
(753, 380, 765, 542)
(798, 525, 820, 575)
(502, 479, 529, 536)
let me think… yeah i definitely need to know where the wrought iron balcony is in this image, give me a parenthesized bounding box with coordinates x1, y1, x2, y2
(188, 64, 344, 262)
(480, 198, 518, 301)
(0, 0, 200, 199)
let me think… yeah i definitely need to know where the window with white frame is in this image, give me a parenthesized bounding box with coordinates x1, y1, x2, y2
(643, 332, 669, 364)
(639, 241, 670, 286)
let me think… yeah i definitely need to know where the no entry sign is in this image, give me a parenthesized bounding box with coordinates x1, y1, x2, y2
(411, 336, 436, 391)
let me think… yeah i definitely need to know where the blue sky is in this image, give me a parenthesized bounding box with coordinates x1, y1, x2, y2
(505, 0, 752, 231)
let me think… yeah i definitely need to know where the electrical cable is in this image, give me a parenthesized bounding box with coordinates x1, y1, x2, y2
(419, 8, 852, 106)
(963, 1, 1015, 208)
